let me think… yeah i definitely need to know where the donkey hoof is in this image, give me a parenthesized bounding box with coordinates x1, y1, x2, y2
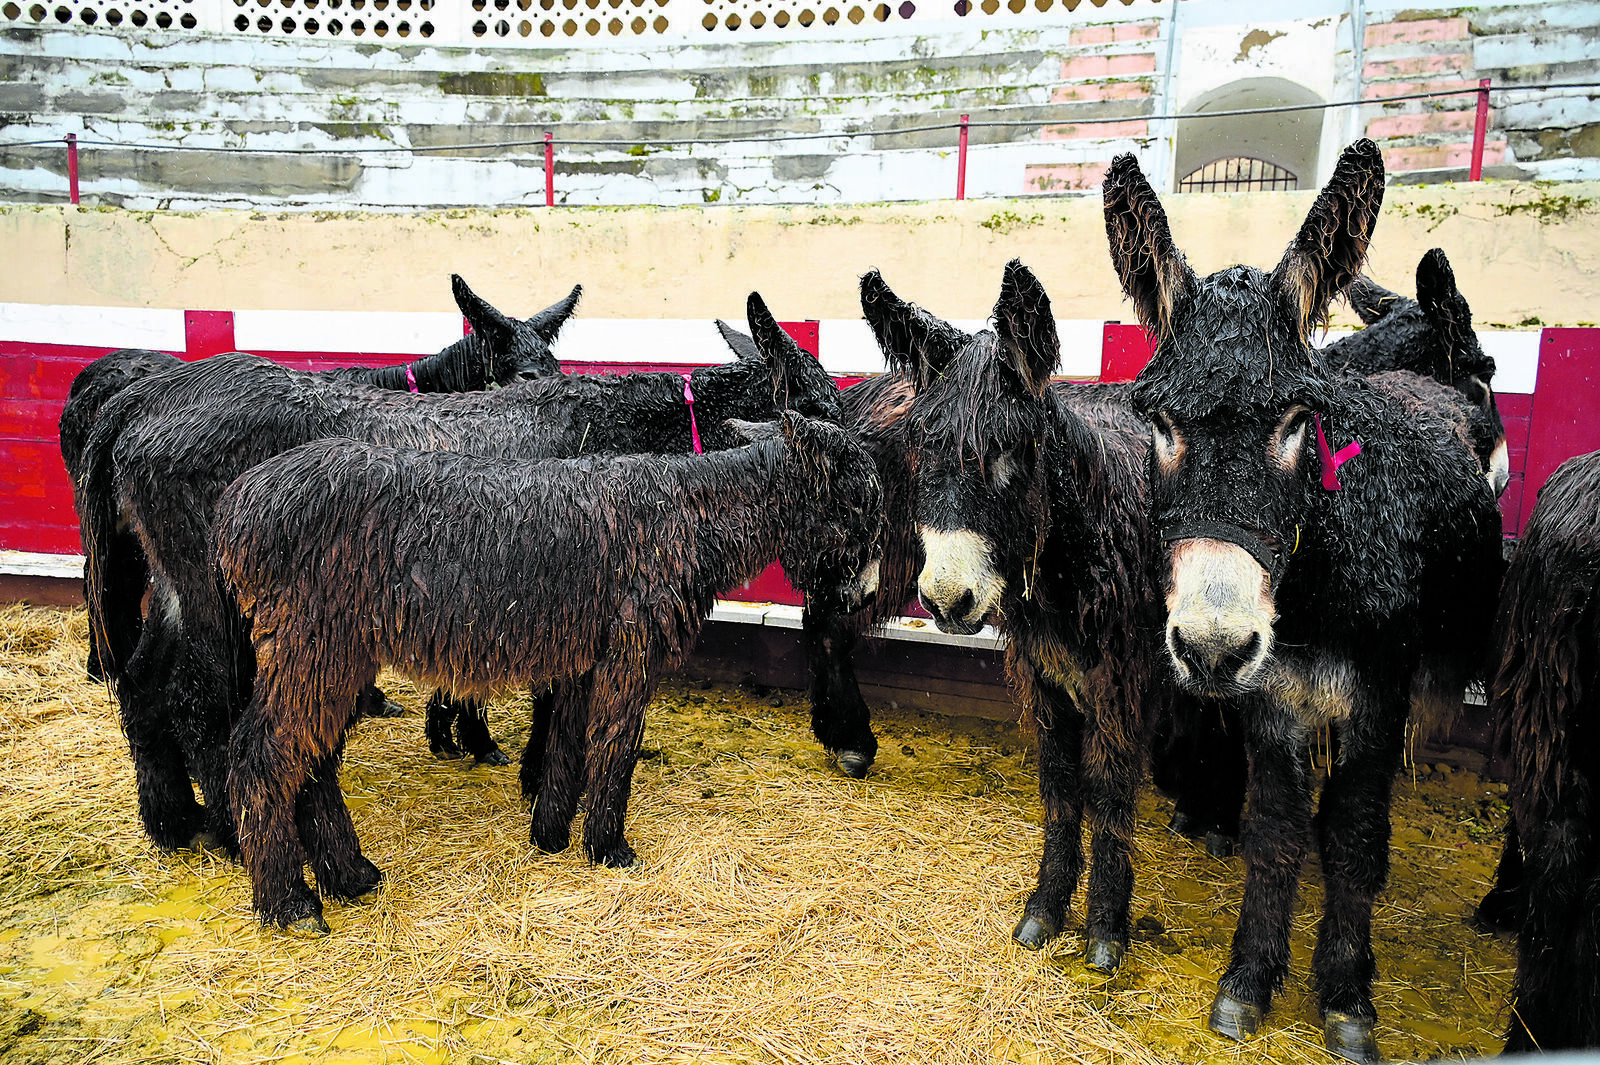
(431, 741, 464, 761)
(1207, 990, 1264, 1041)
(1012, 914, 1060, 951)
(1084, 937, 1125, 974)
(1167, 810, 1197, 837)
(834, 750, 873, 779)
(284, 914, 332, 937)
(374, 697, 407, 719)
(532, 830, 571, 855)
(1204, 832, 1236, 859)
(597, 842, 639, 869)
(476, 748, 512, 767)
(1322, 1012, 1382, 1063)
(323, 859, 384, 901)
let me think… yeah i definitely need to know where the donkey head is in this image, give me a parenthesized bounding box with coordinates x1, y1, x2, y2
(452, 275, 581, 383)
(1109, 139, 1385, 696)
(694, 293, 840, 449)
(908, 260, 1059, 635)
(738, 411, 883, 613)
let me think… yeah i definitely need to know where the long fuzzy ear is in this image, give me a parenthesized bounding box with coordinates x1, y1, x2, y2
(525, 283, 582, 342)
(714, 319, 761, 362)
(859, 269, 972, 390)
(1103, 152, 1197, 338)
(1344, 274, 1403, 325)
(452, 274, 515, 348)
(1415, 247, 1469, 335)
(746, 291, 811, 402)
(993, 259, 1059, 398)
(1272, 138, 1386, 340)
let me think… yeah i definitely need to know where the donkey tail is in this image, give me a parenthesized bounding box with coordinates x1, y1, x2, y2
(77, 386, 151, 685)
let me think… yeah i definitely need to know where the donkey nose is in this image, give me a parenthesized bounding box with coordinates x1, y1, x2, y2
(919, 588, 979, 633)
(1169, 623, 1264, 693)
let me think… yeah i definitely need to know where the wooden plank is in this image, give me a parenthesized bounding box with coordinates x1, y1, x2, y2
(1520, 329, 1600, 535)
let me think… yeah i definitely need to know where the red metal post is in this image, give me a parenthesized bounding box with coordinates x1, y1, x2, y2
(66, 133, 79, 204)
(956, 113, 969, 201)
(544, 131, 554, 206)
(1470, 77, 1490, 182)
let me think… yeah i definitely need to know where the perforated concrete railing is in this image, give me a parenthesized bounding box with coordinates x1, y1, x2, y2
(0, 0, 1146, 39)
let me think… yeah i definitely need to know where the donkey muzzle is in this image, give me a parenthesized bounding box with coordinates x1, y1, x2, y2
(1165, 539, 1275, 695)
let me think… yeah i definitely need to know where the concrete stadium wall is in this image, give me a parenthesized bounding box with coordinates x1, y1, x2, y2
(2, 179, 1596, 325)
(0, 0, 1596, 208)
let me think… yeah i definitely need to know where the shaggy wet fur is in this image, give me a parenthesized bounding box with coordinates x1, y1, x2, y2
(62, 276, 578, 687)
(1483, 450, 1600, 1053)
(214, 413, 882, 930)
(79, 297, 833, 856)
(906, 260, 1160, 974)
(1107, 140, 1502, 1059)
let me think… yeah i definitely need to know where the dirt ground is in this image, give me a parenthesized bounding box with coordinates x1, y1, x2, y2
(0, 605, 1515, 1064)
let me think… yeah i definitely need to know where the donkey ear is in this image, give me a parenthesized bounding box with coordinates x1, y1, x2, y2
(746, 290, 812, 400)
(452, 274, 515, 348)
(1344, 274, 1403, 326)
(1103, 152, 1197, 338)
(1415, 247, 1467, 328)
(525, 283, 582, 342)
(714, 318, 762, 362)
(859, 268, 972, 390)
(1271, 139, 1386, 340)
(1415, 247, 1487, 370)
(992, 259, 1060, 398)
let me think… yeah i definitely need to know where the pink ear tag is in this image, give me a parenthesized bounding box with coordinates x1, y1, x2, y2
(1314, 413, 1361, 491)
(683, 374, 702, 455)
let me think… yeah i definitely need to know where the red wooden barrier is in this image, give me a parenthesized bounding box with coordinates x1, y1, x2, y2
(544, 132, 554, 207)
(1517, 328, 1600, 534)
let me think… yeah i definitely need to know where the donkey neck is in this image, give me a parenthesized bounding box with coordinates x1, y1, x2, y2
(662, 441, 789, 597)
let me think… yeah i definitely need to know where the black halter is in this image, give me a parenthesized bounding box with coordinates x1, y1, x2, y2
(1161, 519, 1289, 590)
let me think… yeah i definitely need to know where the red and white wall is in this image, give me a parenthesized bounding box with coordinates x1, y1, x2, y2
(1, 301, 1588, 612)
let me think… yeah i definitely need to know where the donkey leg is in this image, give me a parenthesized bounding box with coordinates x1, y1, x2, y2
(529, 675, 592, 856)
(425, 689, 463, 759)
(580, 639, 657, 869)
(520, 686, 558, 802)
(1160, 692, 1245, 858)
(802, 607, 878, 778)
(117, 596, 206, 850)
(166, 628, 244, 857)
(452, 695, 509, 766)
(229, 641, 355, 934)
(1014, 677, 1086, 951)
(1474, 817, 1524, 933)
(1080, 674, 1142, 974)
(1210, 697, 1313, 1042)
(1310, 700, 1407, 1063)
(354, 683, 405, 719)
(296, 742, 383, 903)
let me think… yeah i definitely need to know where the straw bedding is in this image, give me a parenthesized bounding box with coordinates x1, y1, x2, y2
(0, 604, 1513, 1063)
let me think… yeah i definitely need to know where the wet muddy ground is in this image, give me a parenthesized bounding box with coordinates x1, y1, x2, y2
(1, 605, 1514, 1063)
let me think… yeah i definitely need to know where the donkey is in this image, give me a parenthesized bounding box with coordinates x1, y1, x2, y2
(1331, 248, 1507, 494)
(1155, 246, 1508, 859)
(425, 294, 842, 768)
(79, 299, 836, 856)
(1484, 449, 1600, 1053)
(214, 412, 882, 933)
(714, 272, 969, 778)
(905, 259, 1160, 975)
(63, 276, 578, 686)
(1105, 140, 1503, 1061)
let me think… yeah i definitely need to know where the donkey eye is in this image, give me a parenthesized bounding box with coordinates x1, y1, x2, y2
(1150, 413, 1182, 470)
(987, 451, 1018, 488)
(1273, 408, 1311, 470)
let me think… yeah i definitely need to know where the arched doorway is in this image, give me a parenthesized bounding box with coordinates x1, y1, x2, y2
(1173, 77, 1324, 192)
